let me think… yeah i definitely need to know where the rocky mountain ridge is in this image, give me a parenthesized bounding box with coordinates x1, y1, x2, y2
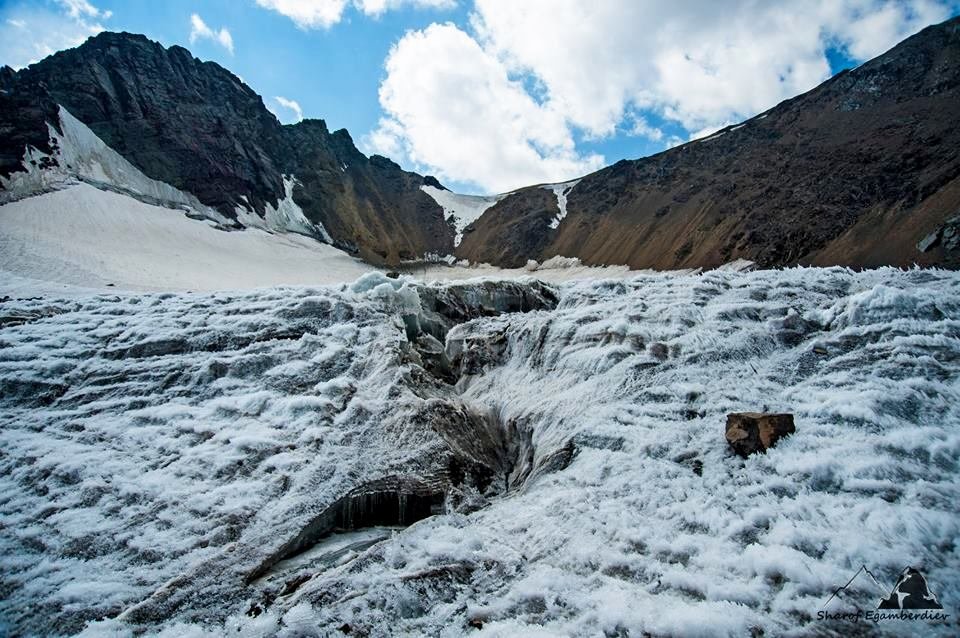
(0, 32, 453, 265)
(457, 16, 960, 270)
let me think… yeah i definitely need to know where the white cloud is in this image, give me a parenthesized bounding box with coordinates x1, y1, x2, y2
(272, 96, 304, 123)
(356, 0, 456, 17)
(254, 0, 350, 29)
(627, 115, 663, 142)
(368, 0, 955, 192)
(832, 0, 952, 59)
(58, 0, 103, 20)
(189, 14, 234, 54)
(471, 0, 955, 135)
(367, 23, 603, 193)
(254, 0, 455, 29)
(0, 0, 108, 69)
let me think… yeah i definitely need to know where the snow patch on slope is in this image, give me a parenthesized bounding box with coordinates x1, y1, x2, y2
(0, 184, 372, 291)
(0, 107, 227, 224)
(420, 184, 502, 246)
(235, 175, 333, 243)
(544, 179, 580, 229)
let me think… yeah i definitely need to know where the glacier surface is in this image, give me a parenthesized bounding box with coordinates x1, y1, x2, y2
(0, 268, 958, 637)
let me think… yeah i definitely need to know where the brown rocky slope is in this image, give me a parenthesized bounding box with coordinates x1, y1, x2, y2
(457, 17, 960, 270)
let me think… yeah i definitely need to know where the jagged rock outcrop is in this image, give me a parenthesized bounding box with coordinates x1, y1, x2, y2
(0, 32, 453, 264)
(458, 17, 960, 270)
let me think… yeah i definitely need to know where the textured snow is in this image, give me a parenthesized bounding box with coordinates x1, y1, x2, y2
(1, 267, 958, 637)
(0, 184, 373, 291)
(544, 180, 580, 230)
(0, 107, 226, 224)
(420, 185, 503, 246)
(404, 257, 636, 285)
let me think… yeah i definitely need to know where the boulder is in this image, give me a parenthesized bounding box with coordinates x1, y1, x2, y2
(725, 412, 795, 458)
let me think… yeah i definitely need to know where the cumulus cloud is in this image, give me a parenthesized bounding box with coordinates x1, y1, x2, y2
(254, 0, 455, 29)
(189, 13, 234, 54)
(357, 0, 456, 17)
(833, 0, 952, 59)
(272, 96, 304, 123)
(367, 0, 955, 192)
(254, 0, 349, 29)
(472, 0, 954, 134)
(367, 23, 604, 193)
(0, 0, 108, 69)
(627, 115, 664, 142)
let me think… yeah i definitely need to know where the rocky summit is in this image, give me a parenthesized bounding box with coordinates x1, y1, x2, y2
(0, 32, 453, 265)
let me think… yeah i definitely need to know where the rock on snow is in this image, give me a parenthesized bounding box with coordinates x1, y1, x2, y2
(0, 268, 958, 637)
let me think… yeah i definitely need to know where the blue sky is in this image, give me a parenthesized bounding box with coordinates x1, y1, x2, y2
(1, 1, 958, 194)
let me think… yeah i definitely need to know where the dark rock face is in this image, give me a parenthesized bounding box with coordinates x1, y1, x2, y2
(280, 122, 453, 262)
(458, 17, 960, 270)
(725, 412, 795, 458)
(917, 214, 960, 253)
(0, 32, 453, 264)
(0, 66, 61, 181)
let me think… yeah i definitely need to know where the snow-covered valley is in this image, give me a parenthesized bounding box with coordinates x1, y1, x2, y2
(1, 267, 958, 637)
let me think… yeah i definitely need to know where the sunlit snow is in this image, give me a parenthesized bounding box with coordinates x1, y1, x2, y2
(0, 184, 373, 291)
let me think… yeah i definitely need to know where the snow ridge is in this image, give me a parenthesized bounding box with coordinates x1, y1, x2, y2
(235, 175, 333, 243)
(1, 107, 332, 244)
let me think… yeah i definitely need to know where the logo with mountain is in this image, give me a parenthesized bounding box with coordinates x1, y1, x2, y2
(822, 565, 944, 611)
(877, 567, 943, 610)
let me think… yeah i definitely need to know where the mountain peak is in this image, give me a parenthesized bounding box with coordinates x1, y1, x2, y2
(0, 30, 455, 265)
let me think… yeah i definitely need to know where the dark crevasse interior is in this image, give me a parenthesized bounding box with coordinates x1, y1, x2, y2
(246, 478, 445, 583)
(333, 489, 445, 530)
